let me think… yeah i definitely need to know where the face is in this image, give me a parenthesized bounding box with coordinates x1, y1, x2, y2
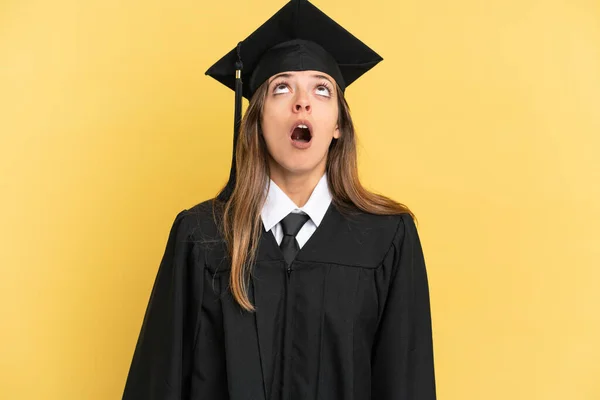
(261, 70, 340, 179)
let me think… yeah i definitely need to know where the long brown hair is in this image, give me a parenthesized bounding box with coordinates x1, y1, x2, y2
(213, 81, 414, 312)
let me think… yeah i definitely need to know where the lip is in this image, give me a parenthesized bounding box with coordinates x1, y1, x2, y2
(289, 119, 313, 150)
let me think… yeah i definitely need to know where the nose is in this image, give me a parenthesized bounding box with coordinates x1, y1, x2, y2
(293, 89, 311, 113)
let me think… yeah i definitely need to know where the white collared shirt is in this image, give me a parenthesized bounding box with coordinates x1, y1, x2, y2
(260, 173, 332, 249)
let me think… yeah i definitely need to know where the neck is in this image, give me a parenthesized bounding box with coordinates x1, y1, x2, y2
(269, 165, 325, 208)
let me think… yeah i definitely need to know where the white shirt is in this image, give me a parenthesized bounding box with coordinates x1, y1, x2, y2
(260, 174, 332, 249)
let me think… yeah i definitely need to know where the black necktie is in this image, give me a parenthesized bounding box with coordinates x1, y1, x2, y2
(280, 212, 310, 267)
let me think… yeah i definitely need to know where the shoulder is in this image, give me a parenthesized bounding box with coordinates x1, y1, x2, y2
(384, 212, 423, 264)
(328, 205, 416, 267)
(170, 198, 223, 243)
(342, 206, 415, 243)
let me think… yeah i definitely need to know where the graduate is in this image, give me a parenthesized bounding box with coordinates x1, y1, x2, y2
(122, 0, 437, 398)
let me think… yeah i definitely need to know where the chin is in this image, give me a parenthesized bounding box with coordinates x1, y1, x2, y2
(274, 159, 321, 176)
(270, 149, 328, 176)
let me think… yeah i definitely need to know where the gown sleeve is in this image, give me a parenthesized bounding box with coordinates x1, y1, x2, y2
(122, 209, 205, 400)
(371, 213, 437, 399)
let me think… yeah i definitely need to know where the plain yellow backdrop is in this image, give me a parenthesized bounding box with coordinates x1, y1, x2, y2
(1, 0, 599, 399)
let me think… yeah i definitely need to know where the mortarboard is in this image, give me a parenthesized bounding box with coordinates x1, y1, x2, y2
(205, 0, 383, 201)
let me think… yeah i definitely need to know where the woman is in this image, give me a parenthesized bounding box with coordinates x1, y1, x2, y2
(122, 1, 436, 399)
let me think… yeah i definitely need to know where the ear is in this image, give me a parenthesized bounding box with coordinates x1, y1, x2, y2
(333, 125, 341, 139)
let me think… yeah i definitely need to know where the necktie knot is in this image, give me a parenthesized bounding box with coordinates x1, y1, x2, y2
(280, 212, 310, 237)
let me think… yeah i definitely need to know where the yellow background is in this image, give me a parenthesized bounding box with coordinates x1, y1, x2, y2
(1, 0, 599, 398)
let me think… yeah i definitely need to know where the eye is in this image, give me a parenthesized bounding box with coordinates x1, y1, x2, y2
(315, 82, 332, 97)
(272, 81, 290, 95)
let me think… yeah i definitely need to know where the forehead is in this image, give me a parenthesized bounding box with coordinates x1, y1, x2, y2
(268, 70, 336, 83)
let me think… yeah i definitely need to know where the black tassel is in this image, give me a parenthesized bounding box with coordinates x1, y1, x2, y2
(219, 42, 244, 202)
(234, 43, 243, 147)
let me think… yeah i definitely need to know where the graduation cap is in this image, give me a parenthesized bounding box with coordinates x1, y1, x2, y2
(205, 0, 383, 201)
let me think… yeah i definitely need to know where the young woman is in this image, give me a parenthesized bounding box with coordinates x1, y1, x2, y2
(123, 1, 436, 399)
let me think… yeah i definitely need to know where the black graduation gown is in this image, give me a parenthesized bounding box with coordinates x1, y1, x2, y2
(122, 199, 436, 400)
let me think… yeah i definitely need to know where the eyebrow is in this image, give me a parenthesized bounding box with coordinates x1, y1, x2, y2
(269, 73, 334, 86)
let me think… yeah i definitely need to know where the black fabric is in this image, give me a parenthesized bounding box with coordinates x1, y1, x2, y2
(205, 0, 383, 100)
(122, 199, 437, 399)
(279, 212, 310, 267)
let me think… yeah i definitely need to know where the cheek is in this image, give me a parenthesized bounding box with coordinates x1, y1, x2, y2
(261, 104, 279, 136)
(261, 108, 289, 149)
(313, 104, 339, 138)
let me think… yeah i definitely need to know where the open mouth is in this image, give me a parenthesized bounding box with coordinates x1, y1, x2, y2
(291, 123, 312, 143)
